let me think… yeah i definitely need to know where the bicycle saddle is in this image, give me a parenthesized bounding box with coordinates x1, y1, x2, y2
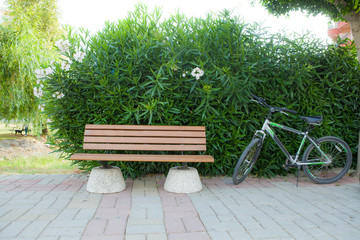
(300, 115, 323, 125)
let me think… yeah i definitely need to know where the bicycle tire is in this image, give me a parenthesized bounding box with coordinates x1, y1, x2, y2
(232, 138, 262, 185)
(302, 136, 352, 184)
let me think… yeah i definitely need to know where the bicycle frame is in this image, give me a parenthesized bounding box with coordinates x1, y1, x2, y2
(254, 119, 331, 165)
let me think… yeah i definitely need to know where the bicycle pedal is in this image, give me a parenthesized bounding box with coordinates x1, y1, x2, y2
(281, 164, 297, 171)
(281, 164, 289, 171)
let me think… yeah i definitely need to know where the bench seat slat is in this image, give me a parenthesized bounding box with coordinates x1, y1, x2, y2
(83, 137, 206, 144)
(86, 125, 205, 131)
(70, 153, 214, 162)
(83, 143, 206, 151)
(85, 130, 205, 137)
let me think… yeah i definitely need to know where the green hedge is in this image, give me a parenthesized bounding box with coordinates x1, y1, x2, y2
(40, 6, 359, 178)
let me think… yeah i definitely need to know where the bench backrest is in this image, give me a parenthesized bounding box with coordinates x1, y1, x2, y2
(83, 125, 208, 152)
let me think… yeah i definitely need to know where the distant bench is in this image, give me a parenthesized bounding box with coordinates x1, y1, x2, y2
(70, 124, 214, 193)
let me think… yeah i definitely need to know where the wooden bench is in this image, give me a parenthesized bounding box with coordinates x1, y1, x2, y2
(70, 124, 214, 193)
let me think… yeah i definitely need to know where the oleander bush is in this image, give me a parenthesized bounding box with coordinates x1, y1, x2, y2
(38, 5, 359, 178)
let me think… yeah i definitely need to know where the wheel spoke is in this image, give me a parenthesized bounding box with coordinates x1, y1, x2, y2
(303, 137, 351, 184)
(233, 138, 261, 184)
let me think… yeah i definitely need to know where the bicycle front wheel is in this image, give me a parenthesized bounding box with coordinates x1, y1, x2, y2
(302, 136, 352, 184)
(232, 138, 262, 185)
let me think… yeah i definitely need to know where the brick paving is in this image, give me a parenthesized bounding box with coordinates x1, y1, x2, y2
(0, 173, 359, 240)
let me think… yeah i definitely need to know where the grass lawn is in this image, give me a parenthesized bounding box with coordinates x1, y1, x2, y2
(0, 154, 79, 175)
(0, 123, 80, 175)
(0, 123, 19, 139)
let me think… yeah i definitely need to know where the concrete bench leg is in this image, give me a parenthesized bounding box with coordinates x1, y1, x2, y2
(86, 166, 126, 193)
(164, 167, 203, 193)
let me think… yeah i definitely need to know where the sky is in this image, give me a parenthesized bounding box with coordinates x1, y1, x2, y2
(56, 0, 332, 43)
(0, 0, 332, 43)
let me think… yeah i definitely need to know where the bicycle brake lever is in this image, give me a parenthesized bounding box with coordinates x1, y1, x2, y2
(280, 111, 289, 116)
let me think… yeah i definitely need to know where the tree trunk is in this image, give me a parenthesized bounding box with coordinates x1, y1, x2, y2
(346, 14, 360, 176)
(347, 13, 360, 59)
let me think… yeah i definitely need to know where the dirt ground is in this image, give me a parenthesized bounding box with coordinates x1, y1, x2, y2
(0, 135, 52, 159)
(0, 124, 50, 158)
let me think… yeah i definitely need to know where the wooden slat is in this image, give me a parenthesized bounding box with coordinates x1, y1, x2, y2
(84, 130, 205, 138)
(70, 153, 214, 162)
(84, 136, 206, 144)
(83, 143, 206, 151)
(85, 124, 205, 131)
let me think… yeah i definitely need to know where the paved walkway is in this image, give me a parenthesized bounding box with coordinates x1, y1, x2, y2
(0, 173, 359, 240)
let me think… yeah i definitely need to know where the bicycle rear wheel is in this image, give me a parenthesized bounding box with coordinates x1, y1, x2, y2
(232, 138, 262, 185)
(302, 136, 352, 184)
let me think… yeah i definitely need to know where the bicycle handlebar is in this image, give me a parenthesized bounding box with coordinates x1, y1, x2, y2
(250, 94, 297, 115)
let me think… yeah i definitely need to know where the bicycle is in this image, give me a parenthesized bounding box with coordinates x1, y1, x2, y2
(232, 95, 352, 185)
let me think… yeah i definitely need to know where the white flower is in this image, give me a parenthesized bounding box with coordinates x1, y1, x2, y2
(54, 40, 61, 48)
(61, 61, 71, 71)
(33, 87, 38, 96)
(33, 87, 43, 98)
(74, 51, 86, 63)
(53, 91, 65, 99)
(35, 68, 44, 80)
(191, 67, 204, 80)
(44, 67, 53, 75)
(35, 66, 53, 81)
(55, 39, 71, 54)
(63, 39, 70, 46)
(35, 69, 42, 75)
(38, 104, 44, 111)
(182, 73, 186, 77)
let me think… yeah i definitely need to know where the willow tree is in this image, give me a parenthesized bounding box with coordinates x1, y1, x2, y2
(259, 0, 360, 174)
(0, 0, 61, 123)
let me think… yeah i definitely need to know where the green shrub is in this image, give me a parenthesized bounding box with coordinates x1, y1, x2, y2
(39, 5, 359, 178)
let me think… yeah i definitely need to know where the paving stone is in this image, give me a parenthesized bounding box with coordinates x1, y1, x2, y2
(49, 219, 88, 228)
(126, 224, 166, 234)
(0, 209, 28, 221)
(227, 230, 253, 240)
(0, 220, 10, 231)
(0, 208, 10, 218)
(208, 231, 232, 240)
(82, 235, 124, 240)
(1, 174, 359, 240)
(247, 227, 291, 239)
(55, 208, 79, 221)
(285, 225, 316, 240)
(168, 232, 210, 240)
(27, 208, 62, 221)
(50, 198, 71, 209)
(75, 208, 97, 220)
(166, 218, 185, 233)
(0, 220, 30, 238)
(147, 233, 167, 240)
(302, 227, 336, 240)
(67, 197, 101, 209)
(83, 219, 107, 235)
(19, 220, 50, 238)
(60, 237, 81, 240)
(41, 226, 84, 237)
(125, 234, 146, 240)
(128, 218, 164, 225)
